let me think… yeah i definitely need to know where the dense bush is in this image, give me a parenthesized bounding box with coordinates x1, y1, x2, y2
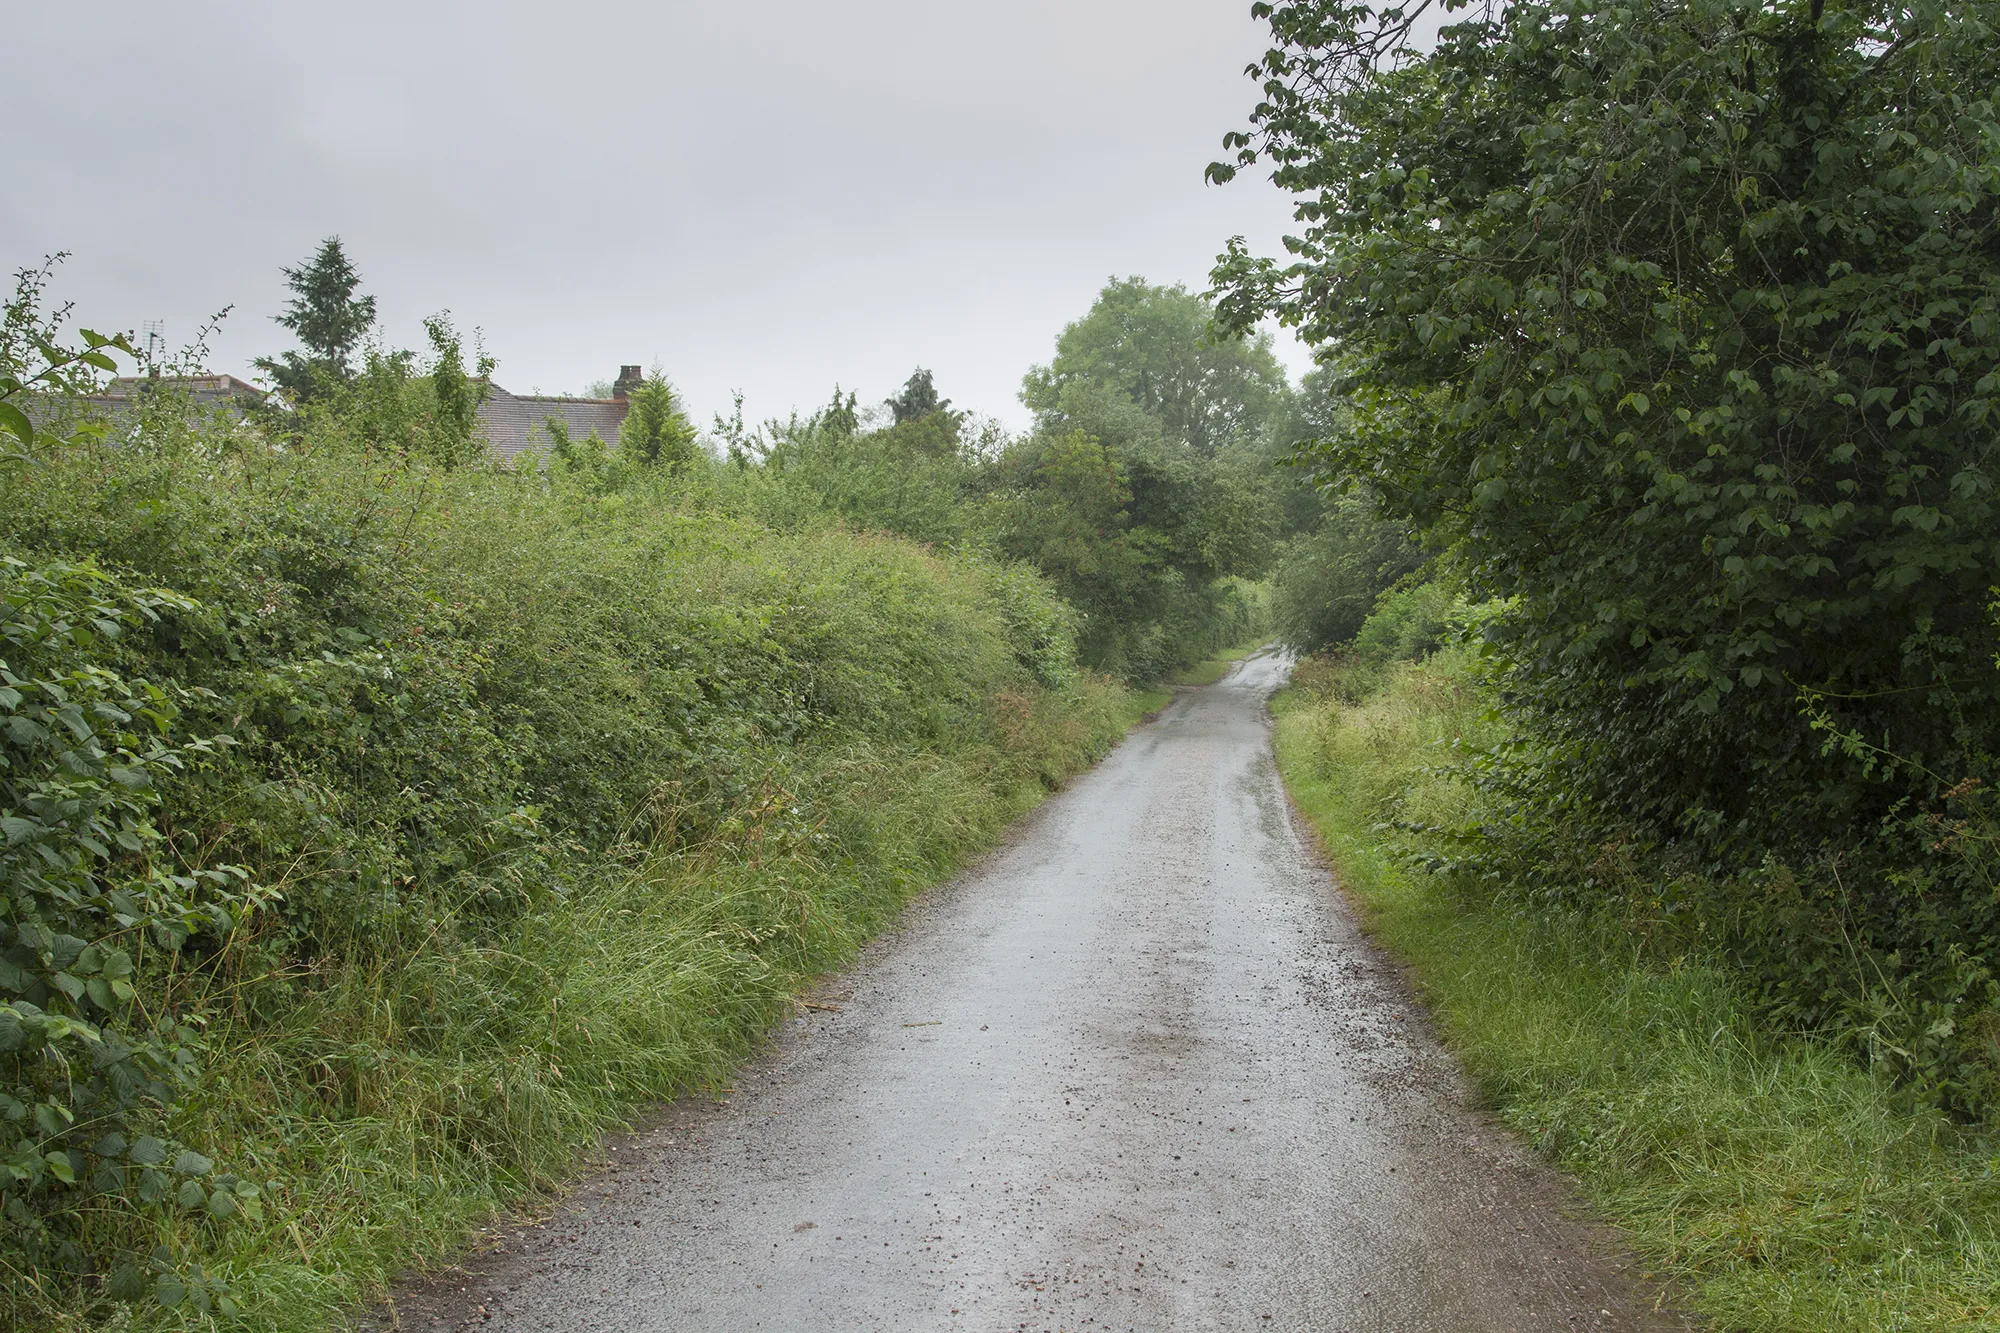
(1266, 491, 1421, 655)
(0, 296, 1138, 1325)
(1215, 0, 2000, 1112)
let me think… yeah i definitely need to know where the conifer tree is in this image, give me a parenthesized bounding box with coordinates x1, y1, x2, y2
(886, 368, 952, 425)
(619, 366, 700, 469)
(254, 236, 377, 401)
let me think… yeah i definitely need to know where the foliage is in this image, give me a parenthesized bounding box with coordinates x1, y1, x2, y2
(0, 556, 268, 1309)
(885, 367, 959, 427)
(1276, 652, 2000, 1330)
(1004, 279, 1302, 677)
(985, 423, 1266, 680)
(0, 260, 1155, 1325)
(723, 395, 983, 549)
(285, 314, 494, 467)
(252, 239, 376, 403)
(1024, 277, 1288, 458)
(0, 311, 275, 1311)
(618, 366, 701, 470)
(1214, 0, 2000, 1108)
(1348, 581, 1461, 666)
(1267, 491, 1422, 654)
(0, 260, 139, 468)
(709, 279, 1291, 683)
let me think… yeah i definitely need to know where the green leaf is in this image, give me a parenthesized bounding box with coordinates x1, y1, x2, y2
(107, 1263, 148, 1300)
(0, 403, 31, 448)
(173, 1148, 213, 1176)
(154, 1274, 186, 1307)
(176, 1178, 205, 1208)
(128, 1134, 167, 1165)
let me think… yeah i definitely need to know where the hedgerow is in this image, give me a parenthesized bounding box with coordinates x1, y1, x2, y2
(1214, 0, 2000, 1114)
(0, 300, 1136, 1327)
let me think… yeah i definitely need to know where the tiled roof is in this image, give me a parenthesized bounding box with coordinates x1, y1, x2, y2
(22, 373, 267, 432)
(98, 374, 265, 404)
(477, 385, 629, 461)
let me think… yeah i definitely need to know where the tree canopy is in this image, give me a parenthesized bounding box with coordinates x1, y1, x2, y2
(1213, 0, 2000, 851)
(620, 366, 700, 470)
(1023, 278, 1289, 456)
(886, 367, 956, 426)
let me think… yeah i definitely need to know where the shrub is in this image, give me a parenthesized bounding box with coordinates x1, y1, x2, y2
(0, 286, 1136, 1324)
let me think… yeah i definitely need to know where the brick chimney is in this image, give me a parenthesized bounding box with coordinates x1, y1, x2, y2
(612, 365, 643, 400)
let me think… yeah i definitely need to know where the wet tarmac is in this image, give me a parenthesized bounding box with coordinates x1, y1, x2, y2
(382, 651, 1687, 1332)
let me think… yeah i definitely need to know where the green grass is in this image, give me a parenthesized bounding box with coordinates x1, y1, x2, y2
(1168, 638, 1271, 687)
(0, 427, 1160, 1332)
(47, 687, 1151, 1333)
(1272, 653, 2000, 1332)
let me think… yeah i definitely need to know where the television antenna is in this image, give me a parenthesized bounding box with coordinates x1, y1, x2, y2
(141, 320, 165, 372)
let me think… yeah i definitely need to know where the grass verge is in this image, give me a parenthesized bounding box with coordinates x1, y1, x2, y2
(70, 685, 1154, 1333)
(1271, 652, 2000, 1333)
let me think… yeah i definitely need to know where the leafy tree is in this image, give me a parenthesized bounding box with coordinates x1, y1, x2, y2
(813, 385, 860, 441)
(1212, 0, 2000, 851)
(619, 366, 700, 470)
(989, 430, 1142, 623)
(293, 312, 493, 467)
(253, 237, 376, 401)
(1023, 278, 1289, 456)
(1002, 279, 1297, 676)
(1268, 492, 1424, 654)
(1213, 0, 2000, 1107)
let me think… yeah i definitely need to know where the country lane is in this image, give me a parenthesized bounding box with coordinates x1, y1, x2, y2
(383, 649, 1685, 1333)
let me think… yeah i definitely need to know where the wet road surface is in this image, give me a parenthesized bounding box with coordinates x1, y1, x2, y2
(387, 651, 1685, 1332)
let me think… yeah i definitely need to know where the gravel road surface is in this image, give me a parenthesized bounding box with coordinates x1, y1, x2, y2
(384, 651, 1683, 1332)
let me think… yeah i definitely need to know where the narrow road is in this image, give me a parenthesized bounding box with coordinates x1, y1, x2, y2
(392, 652, 1682, 1332)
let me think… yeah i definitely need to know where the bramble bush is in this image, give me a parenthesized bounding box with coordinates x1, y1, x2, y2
(0, 270, 1137, 1327)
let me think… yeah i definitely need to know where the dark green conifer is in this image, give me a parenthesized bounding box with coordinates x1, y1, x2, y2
(254, 236, 377, 401)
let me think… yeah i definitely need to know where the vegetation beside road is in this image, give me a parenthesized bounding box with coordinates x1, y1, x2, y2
(1219, 0, 2000, 1124)
(0, 260, 1269, 1328)
(0, 418, 1145, 1331)
(1274, 647, 2000, 1332)
(1229, 7, 2000, 1319)
(0, 237, 1344, 1326)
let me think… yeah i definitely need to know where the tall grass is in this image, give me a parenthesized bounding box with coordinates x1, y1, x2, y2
(1275, 652, 2000, 1332)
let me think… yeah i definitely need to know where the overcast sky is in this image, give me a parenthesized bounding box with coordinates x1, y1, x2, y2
(4, 1, 1309, 431)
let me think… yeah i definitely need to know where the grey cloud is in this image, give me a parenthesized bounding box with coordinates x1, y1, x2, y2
(5, 0, 1307, 428)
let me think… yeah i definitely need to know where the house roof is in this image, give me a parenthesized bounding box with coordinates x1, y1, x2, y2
(26, 373, 267, 430)
(97, 373, 265, 404)
(476, 385, 629, 461)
